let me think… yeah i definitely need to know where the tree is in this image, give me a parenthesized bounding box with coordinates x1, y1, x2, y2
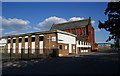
(98, 1, 120, 47)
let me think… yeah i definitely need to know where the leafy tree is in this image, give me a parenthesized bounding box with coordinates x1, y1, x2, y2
(98, 1, 120, 47)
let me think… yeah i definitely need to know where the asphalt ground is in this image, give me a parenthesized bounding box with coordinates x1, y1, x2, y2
(2, 49, 120, 76)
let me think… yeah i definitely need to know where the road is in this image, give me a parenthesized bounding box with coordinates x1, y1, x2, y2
(2, 49, 120, 75)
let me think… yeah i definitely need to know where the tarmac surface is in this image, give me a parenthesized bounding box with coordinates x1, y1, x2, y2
(2, 49, 120, 75)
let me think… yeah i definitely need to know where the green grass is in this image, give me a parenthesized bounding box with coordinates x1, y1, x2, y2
(98, 48, 109, 51)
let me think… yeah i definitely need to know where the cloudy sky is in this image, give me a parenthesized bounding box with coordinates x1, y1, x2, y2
(1, 2, 114, 43)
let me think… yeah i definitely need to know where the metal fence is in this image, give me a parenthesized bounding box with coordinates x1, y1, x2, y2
(1, 49, 59, 60)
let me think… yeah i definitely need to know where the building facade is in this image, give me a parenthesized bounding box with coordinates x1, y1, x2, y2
(1, 30, 77, 56)
(50, 17, 95, 51)
(76, 40, 91, 54)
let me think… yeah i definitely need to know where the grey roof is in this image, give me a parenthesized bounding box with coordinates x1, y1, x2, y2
(50, 19, 90, 31)
(77, 35, 88, 41)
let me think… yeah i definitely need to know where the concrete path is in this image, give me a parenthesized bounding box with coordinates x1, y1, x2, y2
(2, 49, 120, 75)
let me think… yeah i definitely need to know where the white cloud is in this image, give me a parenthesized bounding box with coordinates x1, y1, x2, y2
(37, 16, 67, 31)
(69, 17, 95, 24)
(5, 31, 18, 35)
(33, 27, 41, 31)
(69, 17, 84, 21)
(0, 16, 31, 31)
(91, 20, 95, 24)
(36, 16, 95, 31)
(95, 29, 100, 32)
(38, 16, 67, 27)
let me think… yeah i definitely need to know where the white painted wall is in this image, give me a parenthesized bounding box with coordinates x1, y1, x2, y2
(8, 43, 10, 53)
(57, 33, 76, 53)
(57, 33, 76, 44)
(19, 43, 21, 53)
(39, 41, 43, 54)
(32, 42, 35, 54)
(13, 43, 16, 53)
(69, 44, 72, 53)
(25, 42, 28, 54)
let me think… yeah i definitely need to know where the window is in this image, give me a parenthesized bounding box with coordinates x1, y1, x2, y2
(13, 39, 16, 43)
(25, 38, 28, 42)
(82, 30, 84, 35)
(19, 38, 22, 43)
(52, 37, 56, 41)
(65, 45, 67, 49)
(77, 31, 79, 35)
(32, 37, 35, 42)
(59, 45, 62, 50)
(39, 36, 43, 41)
(8, 40, 10, 43)
(84, 30, 86, 35)
(78, 31, 80, 35)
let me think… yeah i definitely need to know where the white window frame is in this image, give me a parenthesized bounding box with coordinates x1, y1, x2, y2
(52, 37, 56, 41)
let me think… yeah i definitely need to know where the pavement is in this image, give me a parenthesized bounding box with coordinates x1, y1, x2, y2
(2, 49, 120, 75)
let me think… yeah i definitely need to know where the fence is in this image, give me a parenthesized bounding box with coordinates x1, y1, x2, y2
(1, 49, 59, 60)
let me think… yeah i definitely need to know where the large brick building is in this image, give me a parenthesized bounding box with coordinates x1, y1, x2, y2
(50, 17, 95, 51)
(1, 30, 77, 56)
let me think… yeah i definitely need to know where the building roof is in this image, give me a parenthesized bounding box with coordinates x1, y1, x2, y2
(76, 35, 88, 41)
(1, 30, 77, 38)
(50, 18, 90, 31)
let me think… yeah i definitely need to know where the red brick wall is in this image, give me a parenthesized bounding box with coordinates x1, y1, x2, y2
(58, 43, 69, 56)
(64, 24, 95, 51)
(87, 24, 95, 50)
(28, 36, 32, 54)
(43, 33, 58, 55)
(22, 36, 25, 54)
(72, 44, 76, 54)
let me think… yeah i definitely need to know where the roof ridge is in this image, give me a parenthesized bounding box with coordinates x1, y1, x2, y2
(54, 19, 89, 25)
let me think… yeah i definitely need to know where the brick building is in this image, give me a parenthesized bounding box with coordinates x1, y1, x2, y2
(1, 30, 77, 56)
(1, 17, 94, 56)
(50, 17, 95, 52)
